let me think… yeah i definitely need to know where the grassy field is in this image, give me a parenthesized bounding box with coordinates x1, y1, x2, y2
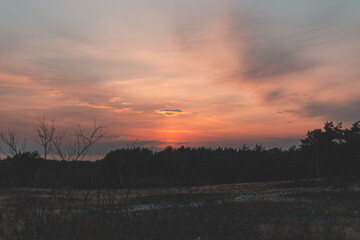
(1, 180, 359, 239)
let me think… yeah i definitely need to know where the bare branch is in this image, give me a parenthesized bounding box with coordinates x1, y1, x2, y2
(125, 137, 140, 149)
(50, 118, 107, 161)
(34, 116, 56, 160)
(73, 119, 107, 161)
(0, 129, 20, 156)
(52, 130, 68, 161)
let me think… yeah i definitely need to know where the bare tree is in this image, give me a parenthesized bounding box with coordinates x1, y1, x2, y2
(0, 129, 26, 156)
(52, 118, 107, 161)
(34, 116, 56, 160)
(51, 130, 68, 161)
(1, 117, 106, 162)
(51, 118, 107, 186)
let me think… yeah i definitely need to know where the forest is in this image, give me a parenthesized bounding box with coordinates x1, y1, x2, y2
(0, 121, 359, 189)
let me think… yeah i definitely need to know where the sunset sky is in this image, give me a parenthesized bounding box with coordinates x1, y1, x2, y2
(1, 0, 360, 154)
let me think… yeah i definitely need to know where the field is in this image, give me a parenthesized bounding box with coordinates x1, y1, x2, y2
(1, 180, 359, 240)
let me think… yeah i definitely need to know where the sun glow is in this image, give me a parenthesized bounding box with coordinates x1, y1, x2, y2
(0, 1, 359, 151)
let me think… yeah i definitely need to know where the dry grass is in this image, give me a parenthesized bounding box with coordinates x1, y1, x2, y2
(0, 180, 359, 239)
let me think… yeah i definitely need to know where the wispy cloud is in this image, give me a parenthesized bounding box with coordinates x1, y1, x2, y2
(296, 100, 360, 122)
(156, 110, 187, 117)
(0, 0, 359, 152)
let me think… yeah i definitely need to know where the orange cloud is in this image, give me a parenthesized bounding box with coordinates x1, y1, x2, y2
(156, 110, 187, 117)
(67, 99, 133, 113)
(108, 97, 123, 103)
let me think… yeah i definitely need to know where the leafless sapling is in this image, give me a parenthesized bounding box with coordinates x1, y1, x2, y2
(52, 118, 107, 161)
(34, 116, 56, 160)
(0, 129, 26, 156)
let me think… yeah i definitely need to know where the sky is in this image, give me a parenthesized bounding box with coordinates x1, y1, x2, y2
(1, 0, 360, 154)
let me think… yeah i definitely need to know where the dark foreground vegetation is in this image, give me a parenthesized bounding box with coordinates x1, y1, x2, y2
(1, 181, 359, 240)
(0, 121, 359, 189)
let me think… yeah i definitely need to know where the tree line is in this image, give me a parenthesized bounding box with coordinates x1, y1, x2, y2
(0, 121, 359, 189)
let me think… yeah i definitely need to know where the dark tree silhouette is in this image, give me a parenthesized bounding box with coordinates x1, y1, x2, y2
(1, 120, 359, 189)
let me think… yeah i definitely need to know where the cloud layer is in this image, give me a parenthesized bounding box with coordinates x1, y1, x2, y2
(0, 0, 359, 153)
